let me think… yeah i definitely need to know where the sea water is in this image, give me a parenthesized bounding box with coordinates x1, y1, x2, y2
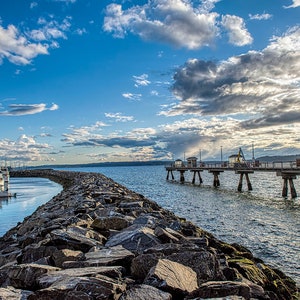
(1, 166, 299, 286)
(0, 177, 62, 237)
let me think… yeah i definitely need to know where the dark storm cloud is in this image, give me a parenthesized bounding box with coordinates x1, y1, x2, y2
(165, 26, 300, 129)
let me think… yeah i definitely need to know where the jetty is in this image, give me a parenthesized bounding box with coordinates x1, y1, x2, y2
(166, 157, 300, 198)
(0, 169, 297, 299)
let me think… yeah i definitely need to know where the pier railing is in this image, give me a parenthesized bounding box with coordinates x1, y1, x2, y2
(165, 160, 300, 198)
(165, 160, 300, 171)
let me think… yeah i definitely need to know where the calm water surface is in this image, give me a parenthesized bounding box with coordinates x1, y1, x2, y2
(0, 177, 62, 237)
(1, 166, 299, 286)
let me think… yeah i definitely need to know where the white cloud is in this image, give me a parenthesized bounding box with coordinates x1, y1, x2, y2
(0, 134, 52, 162)
(30, 2, 38, 9)
(105, 112, 134, 122)
(122, 93, 142, 101)
(0, 16, 71, 66)
(103, 1, 219, 49)
(249, 13, 272, 20)
(221, 15, 253, 46)
(166, 26, 300, 130)
(53, 0, 76, 3)
(284, 0, 300, 8)
(0, 103, 59, 116)
(133, 74, 150, 87)
(0, 25, 48, 65)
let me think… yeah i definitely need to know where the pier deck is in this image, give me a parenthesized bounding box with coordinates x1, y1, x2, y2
(165, 161, 300, 198)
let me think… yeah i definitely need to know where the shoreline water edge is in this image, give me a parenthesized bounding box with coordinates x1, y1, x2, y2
(0, 169, 298, 299)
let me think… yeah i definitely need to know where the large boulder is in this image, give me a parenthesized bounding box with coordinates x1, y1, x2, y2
(84, 245, 134, 268)
(144, 258, 198, 297)
(0, 286, 33, 299)
(45, 228, 103, 252)
(187, 281, 251, 299)
(105, 226, 161, 253)
(28, 275, 126, 300)
(166, 249, 223, 284)
(51, 248, 85, 268)
(37, 266, 125, 289)
(119, 284, 172, 300)
(7, 263, 60, 289)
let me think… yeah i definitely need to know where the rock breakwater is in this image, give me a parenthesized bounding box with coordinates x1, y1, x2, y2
(0, 169, 298, 299)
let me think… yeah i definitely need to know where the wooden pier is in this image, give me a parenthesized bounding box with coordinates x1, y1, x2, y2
(166, 160, 300, 198)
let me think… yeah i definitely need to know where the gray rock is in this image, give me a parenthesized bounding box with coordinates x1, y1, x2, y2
(29, 275, 126, 300)
(166, 250, 223, 284)
(105, 226, 161, 253)
(0, 286, 33, 299)
(119, 284, 172, 300)
(51, 249, 85, 268)
(131, 253, 159, 280)
(37, 266, 125, 289)
(7, 263, 60, 289)
(187, 281, 251, 299)
(144, 258, 198, 296)
(91, 216, 130, 231)
(45, 228, 102, 252)
(84, 245, 134, 267)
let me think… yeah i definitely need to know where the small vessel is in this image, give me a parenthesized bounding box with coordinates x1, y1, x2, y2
(0, 167, 16, 198)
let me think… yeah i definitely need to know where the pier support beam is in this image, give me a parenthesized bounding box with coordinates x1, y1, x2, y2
(209, 170, 224, 188)
(277, 171, 299, 199)
(235, 170, 254, 192)
(179, 170, 185, 183)
(166, 170, 174, 180)
(191, 170, 203, 184)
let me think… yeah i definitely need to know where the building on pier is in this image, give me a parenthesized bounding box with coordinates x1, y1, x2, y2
(187, 157, 198, 167)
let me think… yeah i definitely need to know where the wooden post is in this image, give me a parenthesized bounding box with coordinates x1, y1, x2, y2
(245, 173, 253, 191)
(282, 178, 288, 197)
(208, 170, 223, 187)
(277, 171, 299, 198)
(213, 172, 220, 187)
(198, 171, 203, 184)
(192, 171, 196, 184)
(166, 170, 174, 180)
(180, 170, 185, 183)
(235, 170, 254, 192)
(238, 173, 244, 192)
(288, 178, 297, 198)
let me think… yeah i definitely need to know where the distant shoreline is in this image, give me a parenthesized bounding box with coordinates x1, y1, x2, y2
(14, 153, 300, 170)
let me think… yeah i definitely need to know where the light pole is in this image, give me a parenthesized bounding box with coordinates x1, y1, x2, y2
(220, 146, 223, 166)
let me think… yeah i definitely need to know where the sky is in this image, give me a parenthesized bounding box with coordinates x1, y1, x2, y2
(0, 0, 300, 166)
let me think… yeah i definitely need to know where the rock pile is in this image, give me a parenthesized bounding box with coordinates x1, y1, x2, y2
(0, 169, 298, 299)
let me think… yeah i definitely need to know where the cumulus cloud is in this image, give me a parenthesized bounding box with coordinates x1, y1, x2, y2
(103, 0, 219, 49)
(221, 15, 253, 46)
(0, 134, 52, 162)
(284, 0, 300, 8)
(165, 26, 300, 131)
(0, 17, 71, 66)
(103, 0, 254, 50)
(0, 103, 59, 116)
(0, 25, 48, 65)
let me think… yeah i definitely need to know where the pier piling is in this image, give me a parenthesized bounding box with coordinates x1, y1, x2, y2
(277, 171, 299, 198)
(209, 170, 224, 187)
(236, 170, 254, 192)
(192, 170, 203, 184)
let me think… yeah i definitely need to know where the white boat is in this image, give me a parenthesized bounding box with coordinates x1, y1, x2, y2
(0, 167, 16, 198)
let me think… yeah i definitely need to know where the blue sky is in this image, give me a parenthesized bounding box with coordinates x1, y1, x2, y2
(0, 0, 300, 166)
